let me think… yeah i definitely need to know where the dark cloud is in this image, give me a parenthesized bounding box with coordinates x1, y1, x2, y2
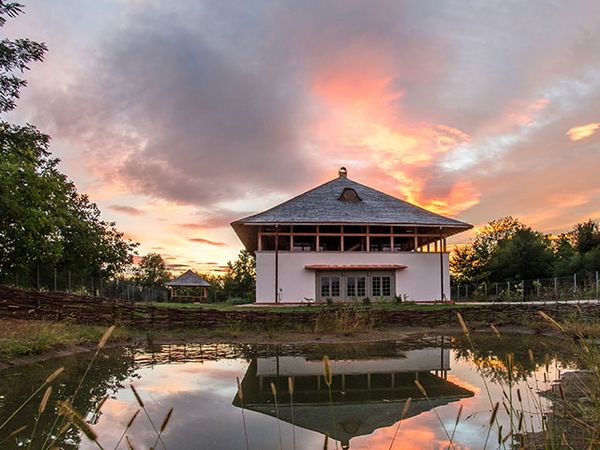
(189, 237, 227, 247)
(109, 205, 144, 216)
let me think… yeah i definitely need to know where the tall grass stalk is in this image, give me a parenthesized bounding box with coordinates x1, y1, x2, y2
(0, 425, 28, 446)
(0, 366, 63, 432)
(26, 385, 52, 450)
(114, 409, 140, 450)
(237, 376, 250, 450)
(150, 407, 173, 450)
(414, 380, 456, 450)
(271, 382, 283, 450)
(130, 383, 167, 450)
(322, 355, 339, 450)
(388, 397, 411, 450)
(288, 376, 296, 450)
(43, 325, 116, 450)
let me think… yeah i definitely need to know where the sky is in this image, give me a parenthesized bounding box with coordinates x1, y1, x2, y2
(4, 0, 600, 273)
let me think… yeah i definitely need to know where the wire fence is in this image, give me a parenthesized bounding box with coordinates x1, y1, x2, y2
(452, 272, 600, 303)
(0, 265, 170, 302)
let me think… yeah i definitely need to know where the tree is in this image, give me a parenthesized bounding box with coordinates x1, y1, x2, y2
(135, 253, 171, 288)
(572, 220, 600, 255)
(552, 234, 580, 276)
(0, 3, 137, 282)
(451, 216, 524, 282)
(487, 228, 554, 281)
(222, 250, 256, 301)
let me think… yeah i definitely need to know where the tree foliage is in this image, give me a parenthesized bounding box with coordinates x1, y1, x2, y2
(0, 3, 137, 280)
(201, 250, 256, 303)
(452, 217, 600, 283)
(134, 253, 171, 287)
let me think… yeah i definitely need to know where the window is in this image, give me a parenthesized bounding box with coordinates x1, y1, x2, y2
(293, 225, 317, 233)
(344, 235, 367, 251)
(393, 236, 415, 252)
(372, 276, 392, 297)
(331, 277, 340, 297)
(338, 188, 362, 202)
(344, 225, 367, 234)
(293, 235, 316, 251)
(370, 225, 391, 234)
(320, 235, 341, 251)
(372, 276, 381, 297)
(260, 234, 290, 250)
(382, 276, 391, 296)
(319, 225, 341, 234)
(320, 276, 340, 297)
(370, 236, 391, 252)
(347, 276, 366, 297)
(321, 277, 330, 297)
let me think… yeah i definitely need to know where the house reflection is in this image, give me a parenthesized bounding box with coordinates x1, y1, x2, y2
(233, 340, 473, 449)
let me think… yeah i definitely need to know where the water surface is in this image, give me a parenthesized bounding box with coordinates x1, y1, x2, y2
(0, 334, 576, 449)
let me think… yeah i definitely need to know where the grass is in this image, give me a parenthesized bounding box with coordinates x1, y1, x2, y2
(151, 300, 475, 313)
(0, 320, 128, 363)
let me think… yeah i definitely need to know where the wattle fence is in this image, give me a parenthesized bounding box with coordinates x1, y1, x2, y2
(1, 284, 599, 330)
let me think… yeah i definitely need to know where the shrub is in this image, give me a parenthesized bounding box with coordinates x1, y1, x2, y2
(362, 297, 371, 306)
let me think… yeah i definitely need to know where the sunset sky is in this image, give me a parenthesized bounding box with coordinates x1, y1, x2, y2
(5, 1, 600, 273)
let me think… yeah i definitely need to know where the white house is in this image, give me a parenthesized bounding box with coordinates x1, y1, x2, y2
(231, 167, 472, 303)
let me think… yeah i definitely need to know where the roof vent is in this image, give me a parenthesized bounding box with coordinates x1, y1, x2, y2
(338, 187, 362, 202)
(338, 166, 348, 178)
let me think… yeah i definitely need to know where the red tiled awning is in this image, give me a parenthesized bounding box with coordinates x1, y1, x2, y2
(305, 264, 407, 271)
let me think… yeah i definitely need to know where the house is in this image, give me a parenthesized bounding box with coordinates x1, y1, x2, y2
(232, 342, 473, 448)
(231, 167, 472, 303)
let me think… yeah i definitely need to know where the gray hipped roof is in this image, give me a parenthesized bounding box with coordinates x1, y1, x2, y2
(231, 170, 472, 251)
(166, 270, 210, 287)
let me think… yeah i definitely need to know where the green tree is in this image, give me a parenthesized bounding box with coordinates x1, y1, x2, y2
(135, 253, 171, 288)
(0, 3, 137, 282)
(572, 220, 600, 255)
(487, 228, 554, 281)
(552, 234, 580, 276)
(222, 250, 256, 301)
(451, 216, 524, 282)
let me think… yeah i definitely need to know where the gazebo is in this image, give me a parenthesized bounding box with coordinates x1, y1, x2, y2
(165, 270, 211, 303)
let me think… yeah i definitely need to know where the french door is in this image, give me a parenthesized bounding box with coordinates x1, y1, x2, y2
(316, 271, 395, 301)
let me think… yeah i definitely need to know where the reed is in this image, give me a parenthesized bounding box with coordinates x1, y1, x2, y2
(130, 383, 167, 450)
(288, 376, 296, 450)
(388, 397, 411, 450)
(114, 409, 140, 450)
(237, 376, 250, 450)
(322, 355, 339, 450)
(270, 382, 283, 450)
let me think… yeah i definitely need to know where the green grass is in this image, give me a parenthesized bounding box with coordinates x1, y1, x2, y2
(0, 320, 128, 362)
(150, 301, 475, 313)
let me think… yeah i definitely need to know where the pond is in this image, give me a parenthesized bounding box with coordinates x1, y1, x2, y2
(0, 334, 580, 449)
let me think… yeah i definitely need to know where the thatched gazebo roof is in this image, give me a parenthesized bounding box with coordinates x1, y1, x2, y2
(166, 270, 210, 288)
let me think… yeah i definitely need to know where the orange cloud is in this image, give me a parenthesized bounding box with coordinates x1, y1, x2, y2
(567, 122, 600, 141)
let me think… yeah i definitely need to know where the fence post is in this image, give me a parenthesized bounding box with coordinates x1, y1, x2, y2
(100, 278, 103, 297)
(536, 279, 540, 298)
(521, 280, 525, 302)
(495, 282, 499, 297)
(465, 284, 469, 302)
(36, 264, 40, 290)
(484, 282, 488, 301)
(457, 285, 460, 301)
(554, 277, 557, 299)
(54, 268, 57, 291)
(507, 281, 510, 301)
(573, 273, 577, 299)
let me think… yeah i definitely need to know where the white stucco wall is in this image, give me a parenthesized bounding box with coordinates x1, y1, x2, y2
(256, 348, 450, 376)
(256, 251, 450, 303)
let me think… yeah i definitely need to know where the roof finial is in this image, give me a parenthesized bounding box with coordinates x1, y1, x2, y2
(339, 166, 347, 178)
